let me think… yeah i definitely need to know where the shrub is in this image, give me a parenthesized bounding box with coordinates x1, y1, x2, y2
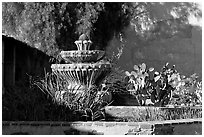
(34, 71, 111, 121)
(124, 63, 178, 106)
(115, 62, 202, 107)
(148, 63, 180, 106)
(170, 73, 202, 106)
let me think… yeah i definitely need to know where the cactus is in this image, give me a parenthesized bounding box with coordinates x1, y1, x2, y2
(125, 63, 154, 105)
(124, 62, 181, 107)
(149, 63, 180, 106)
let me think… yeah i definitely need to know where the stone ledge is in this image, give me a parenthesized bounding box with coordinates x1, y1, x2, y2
(2, 118, 202, 135)
(138, 122, 154, 130)
(105, 106, 202, 121)
(127, 122, 139, 126)
(3, 118, 202, 127)
(105, 106, 202, 110)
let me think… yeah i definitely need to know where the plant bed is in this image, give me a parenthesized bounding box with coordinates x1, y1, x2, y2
(2, 85, 202, 135)
(105, 106, 202, 122)
(3, 61, 202, 135)
(107, 63, 202, 107)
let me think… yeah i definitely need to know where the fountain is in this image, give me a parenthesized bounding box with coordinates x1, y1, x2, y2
(51, 34, 111, 93)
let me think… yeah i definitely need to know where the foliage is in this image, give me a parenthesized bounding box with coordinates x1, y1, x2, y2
(2, 72, 111, 121)
(123, 63, 152, 106)
(169, 73, 202, 106)
(34, 71, 111, 121)
(129, 2, 201, 41)
(2, 2, 129, 55)
(125, 63, 154, 91)
(113, 62, 202, 107)
(124, 63, 153, 105)
(2, 2, 201, 56)
(2, 3, 57, 56)
(148, 63, 180, 106)
(100, 67, 127, 96)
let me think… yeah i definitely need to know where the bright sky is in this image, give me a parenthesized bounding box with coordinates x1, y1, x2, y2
(188, 2, 202, 27)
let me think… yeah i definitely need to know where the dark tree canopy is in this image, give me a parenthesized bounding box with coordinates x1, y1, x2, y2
(2, 2, 201, 56)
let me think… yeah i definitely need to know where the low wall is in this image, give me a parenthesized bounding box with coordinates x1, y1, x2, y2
(2, 118, 202, 135)
(105, 106, 202, 120)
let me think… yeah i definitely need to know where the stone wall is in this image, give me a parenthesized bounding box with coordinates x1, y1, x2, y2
(105, 106, 202, 120)
(2, 118, 202, 135)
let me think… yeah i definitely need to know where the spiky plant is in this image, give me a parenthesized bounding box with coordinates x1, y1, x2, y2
(34, 71, 111, 121)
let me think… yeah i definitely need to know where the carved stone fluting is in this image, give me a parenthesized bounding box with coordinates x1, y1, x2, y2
(51, 63, 111, 88)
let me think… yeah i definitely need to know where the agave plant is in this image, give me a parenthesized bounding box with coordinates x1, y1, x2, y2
(34, 71, 111, 121)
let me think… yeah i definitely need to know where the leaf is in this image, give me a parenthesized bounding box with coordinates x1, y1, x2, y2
(134, 65, 139, 71)
(134, 84, 138, 91)
(144, 72, 149, 77)
(154, 71, 159, 75)
(124, 76, 130, 83)
(138, 95, 143, 101)
(128, 83, 134, 90)
(146, 99, 154, 105)
(125, 71, 131, 76)
(155, 86, 160, 95)
(171, 73, 177, 80)
(141, 63, 146, 72)
(131, 71, 137, 77)
(154, 75, 160, 82)
(141, 79, 145, 88)
(151, 93, 156, 103)
(149, 67, 154, 72)
(165, 62, 169, 67)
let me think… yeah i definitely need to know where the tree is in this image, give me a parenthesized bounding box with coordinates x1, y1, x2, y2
(2, 2, 201, 56)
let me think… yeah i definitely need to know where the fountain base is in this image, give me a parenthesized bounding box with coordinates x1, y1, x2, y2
(51, 62, 111, 91)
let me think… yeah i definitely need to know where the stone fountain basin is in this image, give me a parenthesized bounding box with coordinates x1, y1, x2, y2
(51, 63, 111, 86)
(60, 50, 105, 63)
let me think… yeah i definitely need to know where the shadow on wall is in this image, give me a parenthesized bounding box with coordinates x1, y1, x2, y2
(9, 129, 104, 135)
(3, 122, 105, 135)
(107, 25, 202, 79)
(2, 35, 52, 88)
